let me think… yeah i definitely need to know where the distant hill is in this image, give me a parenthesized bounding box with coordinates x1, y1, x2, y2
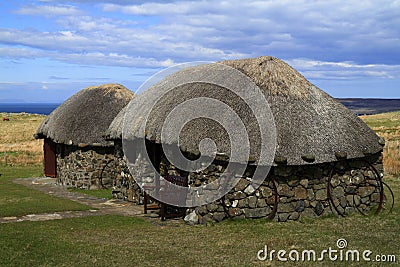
(337, 98, 400, 115)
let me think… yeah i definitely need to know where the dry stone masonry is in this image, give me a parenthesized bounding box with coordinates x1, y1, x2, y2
(56, 145, 115, 189)
(112, 143, 384, 223)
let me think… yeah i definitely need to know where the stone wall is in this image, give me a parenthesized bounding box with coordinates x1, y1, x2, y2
(111, 143, 385, 223)
(112, 140, 145, 203)
(191, 154, 384, 223)
(56, 144, 115, 189)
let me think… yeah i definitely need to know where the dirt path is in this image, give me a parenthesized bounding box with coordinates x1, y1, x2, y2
(1, 177, 167, 224)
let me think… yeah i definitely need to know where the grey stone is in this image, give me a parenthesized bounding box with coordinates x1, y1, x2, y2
(315, 189, 327, 200)
(207, 203, 219, 212)
(358, 186, 376, 197)
(266, 196, 277, 205)
(352, 175, 365, 185)
(288, 179, 299, 187)
(330, 176, 341, 187)
(248, 196, 258, 208)
(212, 212, 226, 222)
(295, 200, 305, 212)
(339, 196, 347, 208)
(278, 203, 294, 213)
(371, 193, 381, 203)
(231, 200, 239, 208)
(243, 207, 271, 218)
(345, 207, 355, 214)
(277, 184, 294, 197)
(307, 189, 315, 200)
(199, 214, 213, 224)
(361, 197, 370, 204)
(332, 186, 345, 199)
(244, 184, 255, 195)
(279, 197, 289, 203)
(299, 179, 309, 188)
(289, 212, 300, 220)
(314, 201, 324, 216)
(340, 174, 351, 183)
(346, 195, 361, 206)
(184, 210, 199, 225)
(345, 186, 356, 194)
(294, 186, 307, 200)
(238, 198, 249, 208)
(278, 213, 290, 222)
(234, 179, 249, 191)
(228, 208, 243, 217)
(232, 191, 247, 200)
(196, 206, 208, 216)
(359, 204, 367, 211)
(300, 208, 316, 218)
(258, 186, 273, 198)
(313, 183, 325, 190)
(257, 198, 267, 208)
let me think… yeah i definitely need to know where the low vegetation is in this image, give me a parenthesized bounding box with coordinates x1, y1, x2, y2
(0, 112, 45, 165)
(361, 111, 400, 175)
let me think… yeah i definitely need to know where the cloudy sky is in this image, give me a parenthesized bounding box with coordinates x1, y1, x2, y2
(1, 0, 399, 102)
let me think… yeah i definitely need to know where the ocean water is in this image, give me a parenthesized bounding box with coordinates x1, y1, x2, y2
(0, 99, 398, 116)
(0, 103, 60, 115)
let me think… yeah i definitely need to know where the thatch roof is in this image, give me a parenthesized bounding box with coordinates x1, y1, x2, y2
(119, 56, 383, 165)
(35, 83, 134, 146)
(104, 104, 128, 140)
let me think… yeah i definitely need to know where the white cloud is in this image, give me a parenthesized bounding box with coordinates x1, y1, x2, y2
(287, 59, 400, 80)
(16, 4, 82, 16)
(2, 0, 399, 80)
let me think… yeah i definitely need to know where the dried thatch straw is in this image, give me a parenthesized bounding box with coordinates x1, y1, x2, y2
(35, 83, 134, 146)
(111, 57, 382, 165)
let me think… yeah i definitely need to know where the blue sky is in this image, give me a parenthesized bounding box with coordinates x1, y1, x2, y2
(0, 0, 399, 103)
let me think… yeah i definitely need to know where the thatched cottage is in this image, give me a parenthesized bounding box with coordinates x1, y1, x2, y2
(108, 56, 387, 222)
(35, 83, 134, 189)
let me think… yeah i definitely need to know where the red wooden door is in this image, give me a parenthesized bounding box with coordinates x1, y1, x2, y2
(44, 138, 57, 177)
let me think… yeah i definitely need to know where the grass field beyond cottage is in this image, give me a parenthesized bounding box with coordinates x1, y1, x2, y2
(0, 111, 399, 266)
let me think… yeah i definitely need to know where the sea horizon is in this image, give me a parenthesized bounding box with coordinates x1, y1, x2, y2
(0, 103, 61, 115)
(0, 98, 399, 116)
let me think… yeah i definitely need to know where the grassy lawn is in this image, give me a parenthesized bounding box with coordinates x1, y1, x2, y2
(0, 178, 399, 267)
(0, 163, 91, 217)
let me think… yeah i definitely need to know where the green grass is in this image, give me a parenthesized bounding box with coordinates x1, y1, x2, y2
(0, 175, 399, 266)
(361, 111, 400, 129)
(0, 163, 91, 217)
(68, 188, 113, 199)
(1, 199, 399, 266)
